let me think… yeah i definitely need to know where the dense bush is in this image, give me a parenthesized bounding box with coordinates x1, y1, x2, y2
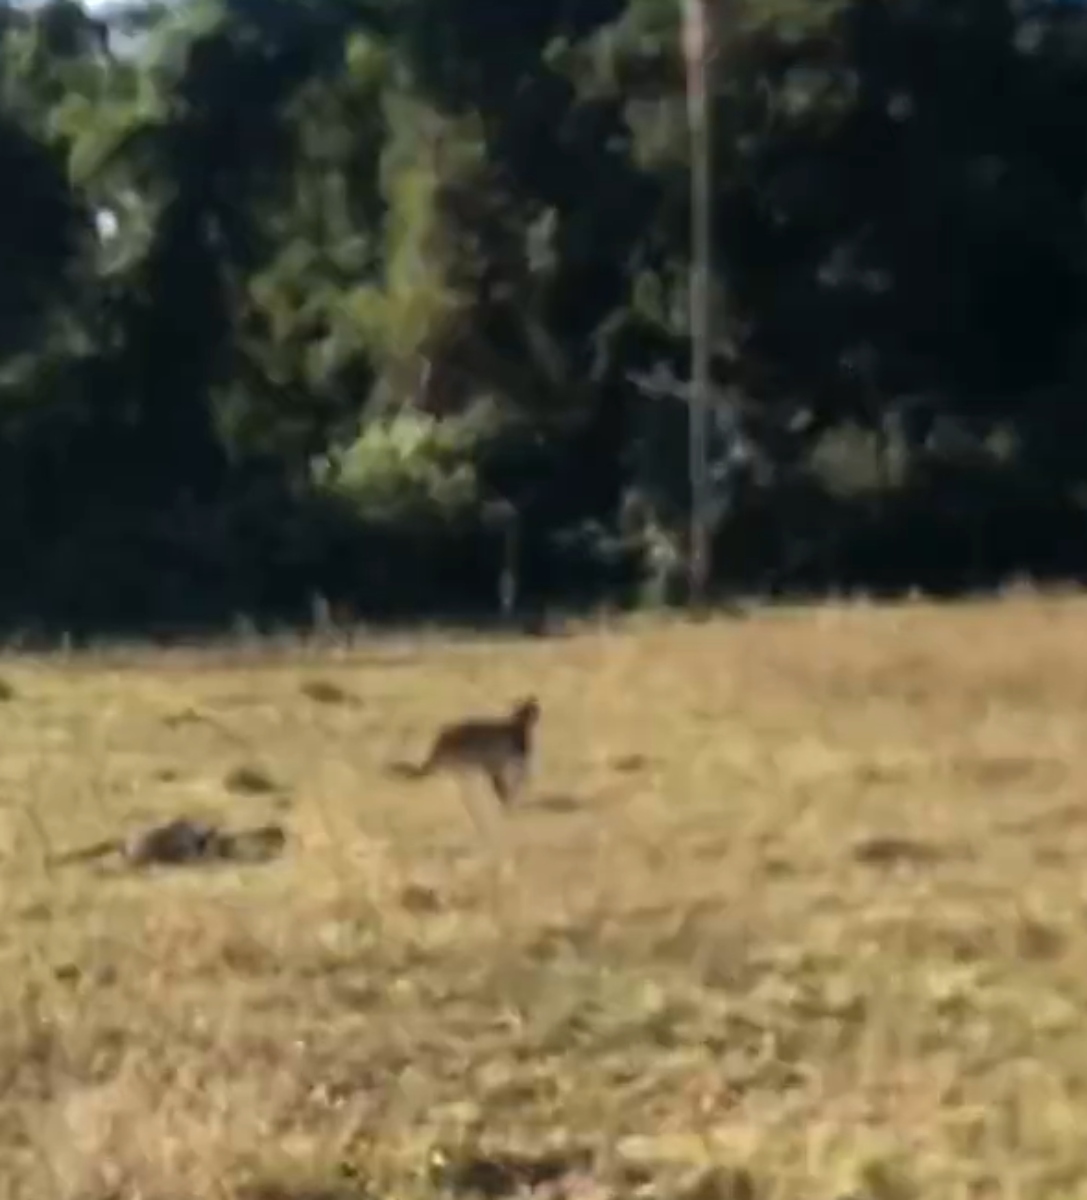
(0, 0, 1085, 634)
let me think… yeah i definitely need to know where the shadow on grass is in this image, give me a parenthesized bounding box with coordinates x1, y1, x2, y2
(527, 793, 582, 814)
(850, 834, 957, 868)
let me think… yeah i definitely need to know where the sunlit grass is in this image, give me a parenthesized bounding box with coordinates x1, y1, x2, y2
(3, 592, 1087, 1198)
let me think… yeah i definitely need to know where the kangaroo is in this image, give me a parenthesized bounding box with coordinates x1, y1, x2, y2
(48, 817, 286, 870)
(388, 696, 541, 807)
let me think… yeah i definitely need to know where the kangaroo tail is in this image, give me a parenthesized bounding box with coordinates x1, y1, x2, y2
(48, 838, 122, 867)
(385, 759, 431, 781)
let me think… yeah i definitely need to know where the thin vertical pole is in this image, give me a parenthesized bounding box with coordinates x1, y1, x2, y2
(683, 0, 713, 606)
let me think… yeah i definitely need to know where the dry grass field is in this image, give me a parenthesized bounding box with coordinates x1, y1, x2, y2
(4, 595, 1087, 1199)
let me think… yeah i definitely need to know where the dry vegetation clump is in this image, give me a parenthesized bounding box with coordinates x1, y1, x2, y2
(4, 593, 1087, 1198)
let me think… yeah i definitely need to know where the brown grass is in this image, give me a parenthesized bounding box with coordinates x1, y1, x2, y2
(3, 593, 1087, 1199)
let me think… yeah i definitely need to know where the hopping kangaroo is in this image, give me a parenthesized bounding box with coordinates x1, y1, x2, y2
(389, 695, 540, 807)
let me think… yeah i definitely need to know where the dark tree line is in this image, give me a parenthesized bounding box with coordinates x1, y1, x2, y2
(0, 0, 1085, 637)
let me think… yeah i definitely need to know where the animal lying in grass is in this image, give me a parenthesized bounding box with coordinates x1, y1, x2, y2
(47, 816, 287, 870)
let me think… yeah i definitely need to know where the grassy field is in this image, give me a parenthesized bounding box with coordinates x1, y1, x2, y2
(3, 595, 1087, 1199)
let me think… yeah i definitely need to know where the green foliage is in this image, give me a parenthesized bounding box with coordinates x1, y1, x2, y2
(312, 412, 482, 527)
(1, 0, 1087, 632)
